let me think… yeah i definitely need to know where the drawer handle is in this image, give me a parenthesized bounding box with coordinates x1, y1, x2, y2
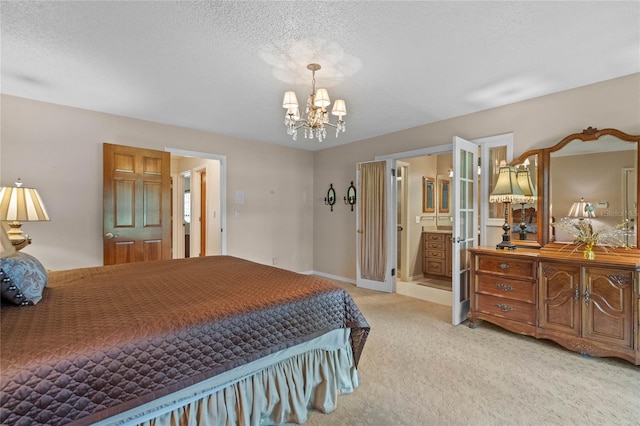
(584, 287, 590, 306)
(493, 303, 515, 312)
(495, 283, 514, 292)
(499, 263, 509, 270)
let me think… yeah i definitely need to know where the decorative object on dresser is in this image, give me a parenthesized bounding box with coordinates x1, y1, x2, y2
(325, 183, 336, 211)
(344, 181, 356, 211)
(0, 179, 50, 250)
(469, 127, 640, 366)
(423, 231, 452, 278)
(489, 166, 525, 249)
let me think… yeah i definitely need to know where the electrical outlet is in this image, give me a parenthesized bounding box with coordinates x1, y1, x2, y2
(272, 258, 278, 265)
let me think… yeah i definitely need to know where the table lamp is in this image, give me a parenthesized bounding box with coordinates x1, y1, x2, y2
(568, 197, 595, 219)
(515, 168, 537, 240)
(489, 166, 524, 249)
(0, 179, 50, 250)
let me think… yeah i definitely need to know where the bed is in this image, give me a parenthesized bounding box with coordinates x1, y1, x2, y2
(0, 255, 370, 425)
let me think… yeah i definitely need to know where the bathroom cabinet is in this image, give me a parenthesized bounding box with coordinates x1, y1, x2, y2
(422, 232, 452, 278)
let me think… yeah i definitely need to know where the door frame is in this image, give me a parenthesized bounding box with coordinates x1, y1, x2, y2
(376, 134, 513, 321)
(166, 148, 227, 256)
(396, 161, 410, 281)
(355, 159, 396, 293)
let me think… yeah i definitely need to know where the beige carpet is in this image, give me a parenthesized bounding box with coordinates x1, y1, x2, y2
(304, 280, 640, 426)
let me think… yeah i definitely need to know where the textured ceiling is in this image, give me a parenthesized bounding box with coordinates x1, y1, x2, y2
(1, 1, 639, 151)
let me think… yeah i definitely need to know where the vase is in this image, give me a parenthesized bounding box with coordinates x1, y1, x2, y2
(583, 241, 595, 260)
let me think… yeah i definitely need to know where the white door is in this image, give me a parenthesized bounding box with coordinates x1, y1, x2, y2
(451, 136, 479, 325)
(356, 159, 396, 292)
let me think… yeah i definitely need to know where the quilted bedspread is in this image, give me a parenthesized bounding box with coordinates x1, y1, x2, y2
(0, 256, 369, 425)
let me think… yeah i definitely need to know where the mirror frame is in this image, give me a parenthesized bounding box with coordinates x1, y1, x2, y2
(423, 177, 435, 213)
(514, 127, 640, 249)
(438, 178, 450, 214)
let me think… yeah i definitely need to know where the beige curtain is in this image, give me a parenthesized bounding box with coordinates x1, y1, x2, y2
(358, 161, 387, 281)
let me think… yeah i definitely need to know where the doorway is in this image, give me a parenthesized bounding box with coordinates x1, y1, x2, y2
(376, 133, 513, 324)
(395, 153, 454, 307)
(168, 148, 227, 259)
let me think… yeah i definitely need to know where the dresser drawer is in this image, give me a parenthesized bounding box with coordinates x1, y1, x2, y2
(476, 256, 536, 280)
(475, 294, 536, 325)
(427, 249, 445, 259)
(475, 274, 535, 303)
(425, 233, 445, 242)
(426, 259, 445, 275)
(426, 241, 445, 250)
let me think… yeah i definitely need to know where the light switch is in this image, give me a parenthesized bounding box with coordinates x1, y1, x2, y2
(235, 190, 245, 204)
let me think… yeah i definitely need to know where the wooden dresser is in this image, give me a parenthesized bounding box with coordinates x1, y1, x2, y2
(469, 246, 640, 365)
(422, 231, 452, 278)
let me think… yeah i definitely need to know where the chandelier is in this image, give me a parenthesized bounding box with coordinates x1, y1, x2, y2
(282, 63, 347, 142)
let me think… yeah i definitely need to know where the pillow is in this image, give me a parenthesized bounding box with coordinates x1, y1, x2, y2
(0, 252, 48, 305)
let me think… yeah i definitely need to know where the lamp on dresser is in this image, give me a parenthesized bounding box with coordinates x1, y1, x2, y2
(489, 166, 524, 249)
(515, 168, 537, 240)
(0, 179, 50, 250)
(568, 197, 595, 219)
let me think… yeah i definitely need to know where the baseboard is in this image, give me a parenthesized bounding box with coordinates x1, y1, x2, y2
(311, 271, 356, 285)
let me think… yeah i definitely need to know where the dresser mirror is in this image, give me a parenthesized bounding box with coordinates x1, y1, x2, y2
(516, 127, 640, 249)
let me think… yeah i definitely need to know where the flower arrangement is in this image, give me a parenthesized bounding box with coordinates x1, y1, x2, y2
(551, 217, 630, 259)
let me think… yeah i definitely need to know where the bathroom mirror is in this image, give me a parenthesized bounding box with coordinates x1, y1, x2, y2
(423, 177, 435, 213)
(438, 176, 450, 214)
(519, 127, 640, 249)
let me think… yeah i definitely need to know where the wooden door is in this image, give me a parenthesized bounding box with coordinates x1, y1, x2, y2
(103, 143, 171, 265)
(539, 262, 581, 336)
(582, 267, 633, 349)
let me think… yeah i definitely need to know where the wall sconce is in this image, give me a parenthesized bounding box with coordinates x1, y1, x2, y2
(344, 181, 356, 211)
(324, 183, 336, 211)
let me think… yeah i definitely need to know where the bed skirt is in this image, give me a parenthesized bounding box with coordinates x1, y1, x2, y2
(95, 328, 359, 426)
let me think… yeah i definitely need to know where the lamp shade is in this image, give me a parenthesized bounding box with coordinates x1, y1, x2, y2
(489, 166, 524, 203)
(516, 169, 537, 204)
(568, 197, 595, 218)
(282, 91, 299, 109)
(331, 99, 347, 117)
(0, 182, 50, 222)
(313, 88, 331, 108)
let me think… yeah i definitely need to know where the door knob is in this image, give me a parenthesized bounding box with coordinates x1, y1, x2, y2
(105, 232, 117, 239)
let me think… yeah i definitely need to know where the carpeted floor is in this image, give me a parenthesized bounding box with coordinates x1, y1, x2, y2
(304, 280, 640, 426)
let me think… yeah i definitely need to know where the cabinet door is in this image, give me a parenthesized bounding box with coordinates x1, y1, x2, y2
(583, 267, 633, 349)
(539, 262, 581, 336)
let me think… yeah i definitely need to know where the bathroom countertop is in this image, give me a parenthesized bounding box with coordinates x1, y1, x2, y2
(422, 229, 453, 234)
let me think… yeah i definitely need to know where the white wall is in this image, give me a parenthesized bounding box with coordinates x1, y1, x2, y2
(312, 73, 640, 280)
(0, 95, 314, 272)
